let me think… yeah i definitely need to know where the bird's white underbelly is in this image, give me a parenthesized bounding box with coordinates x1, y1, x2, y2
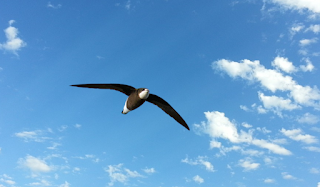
(122, 98, 131, 114)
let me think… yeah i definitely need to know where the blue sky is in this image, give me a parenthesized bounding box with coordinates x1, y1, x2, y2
(1, 0, 320, 186)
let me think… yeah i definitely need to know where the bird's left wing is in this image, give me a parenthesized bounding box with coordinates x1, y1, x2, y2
(147, 94, 190, 130)
(70, 84, 135, 96)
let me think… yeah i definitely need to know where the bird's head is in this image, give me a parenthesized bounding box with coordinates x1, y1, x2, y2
(138, 88, 149, 99)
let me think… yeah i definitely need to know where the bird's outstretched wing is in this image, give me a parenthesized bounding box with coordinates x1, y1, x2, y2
(147, 94, 190, 130)
(71, 84, 135, 96)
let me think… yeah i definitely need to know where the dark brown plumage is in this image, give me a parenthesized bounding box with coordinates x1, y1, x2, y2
(71, 84, 190, 130)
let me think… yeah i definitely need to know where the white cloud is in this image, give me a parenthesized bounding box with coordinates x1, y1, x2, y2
(193, 175, 204, 184)
(297, 113, 320, 124)
(281, 128, 318, 144)
(240, 105, 250, 112)
(299, 38, 318, 47)
(290, 23, 305, 36)
(258, 92, 301, 115)
(125, 0, 131, 10)
(0, 174, 16, 185)
(256, 127, 271, 134)
(210, 140, 222, 148)
(282, 172, 297, 180)
(74, 124, 82, 129)
(18, 155, 52, 173)
(28, 179, 51, 186)
(59, 181, 70, 187)
(238, 157, 260, 171)
(300, 58, 314, 72)
(305, 24, 320, 34)
(143, 167, 156, 174)
(0, 20, 26, 55)
(310, 168, 320, 174)
(264, 178, 275, 183)
(194, 111, 292, 155)
(318, 182, 320, 187)
(47, 142, 61, 150)
(272, 56, 297, 73)
(303, 146, 320, 152)
(267, 0, 320, 13)
(104, 164, 143, 186)
(181, 156, 215, 172)
(47, 2, 62, 9)
(213, 58, 320, 110)
(242, 123, 252, 128)
(14, 130, 50, 142)
(251, 139, 291, 155)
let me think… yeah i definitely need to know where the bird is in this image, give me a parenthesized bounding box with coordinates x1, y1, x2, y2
(71, 84, 190, 130)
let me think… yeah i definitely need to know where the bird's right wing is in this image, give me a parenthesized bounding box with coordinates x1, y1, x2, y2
(70, 84, 135, 96)
(147, 94, 190, 130)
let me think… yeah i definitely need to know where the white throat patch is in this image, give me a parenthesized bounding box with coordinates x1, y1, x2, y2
(139, 89, 149, 99)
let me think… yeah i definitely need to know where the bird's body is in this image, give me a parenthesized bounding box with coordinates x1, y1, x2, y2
(71, 84, 189, 130)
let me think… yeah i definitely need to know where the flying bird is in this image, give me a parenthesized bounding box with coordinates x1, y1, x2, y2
(71, 84, 190, 130)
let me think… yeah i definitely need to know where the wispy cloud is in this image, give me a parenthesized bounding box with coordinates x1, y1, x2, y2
(14, 130, 50, 142)
(182, 156, 215, 172)
(18, 155, 52, 173)
(143, 167, 156, 174)
(297, 113, 319, 124)
(305, 24, 320, 34)
(0, 174, 16, 186)
(264, 178, 275, 183)
(193, 175, 204, 184)
(47, 2, 62, 9)
(303, 146, 320, 152)
(104, 164, 144, 186)
(0, 20, 27, 55)
(281, 128, 318, 144)
(238, 157, 260, 171)
(59, 181, 70, 187)
(299, 38, 318, 47)
(282, 172, 297, 180)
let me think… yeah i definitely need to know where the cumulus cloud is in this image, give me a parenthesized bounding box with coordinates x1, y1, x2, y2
(213, 58, 320, 110)
(18, 155, 52, 173)
(258, 92, 301, 115)
(194, 111, 292, 155)
(238, 157, 260, 171)
(281, 128, 318, 144)
(272, 56, 297, 73)
(181, 156, 215, 172)
(104, 164, 143, 186)
(0, 20, 26, 55)
(193, 175, 204, 184)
